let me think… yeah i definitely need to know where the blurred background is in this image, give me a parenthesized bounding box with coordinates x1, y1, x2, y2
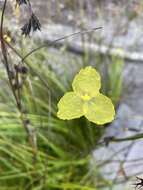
(0, 0, 143, 189)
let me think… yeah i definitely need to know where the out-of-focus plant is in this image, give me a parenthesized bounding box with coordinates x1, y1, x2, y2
(107, 53, 124, 106)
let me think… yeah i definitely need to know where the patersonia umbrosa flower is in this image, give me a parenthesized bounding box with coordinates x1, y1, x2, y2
(57, 66, 115, 125)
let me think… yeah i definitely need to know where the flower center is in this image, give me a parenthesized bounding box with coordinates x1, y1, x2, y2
(81, 94, 91, 101)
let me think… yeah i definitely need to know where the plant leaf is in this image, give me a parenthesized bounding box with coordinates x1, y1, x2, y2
(84, 93, 115, 125)
(57, 92, 83, 120)
(72, 66, 101, 99)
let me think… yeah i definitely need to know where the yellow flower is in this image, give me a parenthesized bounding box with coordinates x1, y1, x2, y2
(57, 66, 115, 125)
(3, 34, 12, 43)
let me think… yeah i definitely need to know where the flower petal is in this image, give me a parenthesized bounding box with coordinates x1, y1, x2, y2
(72, 66, 101, 99)
(57, 92, 83, 120)
(84, 93, 115, 125)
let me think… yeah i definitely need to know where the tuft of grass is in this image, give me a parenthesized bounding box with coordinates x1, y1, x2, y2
(0, 44, 122, 189)
(107, 54, 124, 106)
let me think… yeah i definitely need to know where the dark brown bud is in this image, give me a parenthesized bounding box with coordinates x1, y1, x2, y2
(14, 64, 28, 74)
(21, 66, 28, 74)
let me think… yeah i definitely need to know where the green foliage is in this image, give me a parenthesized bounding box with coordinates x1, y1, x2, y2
(107, 54, 124, 105)
(0, 56, 102, 189)
(0, 46, 121, 189)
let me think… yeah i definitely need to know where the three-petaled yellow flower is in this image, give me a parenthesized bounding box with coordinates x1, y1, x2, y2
(57, 66, 115, 125)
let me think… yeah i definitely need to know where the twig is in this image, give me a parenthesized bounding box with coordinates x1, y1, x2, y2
(102, 133, 143, 145)
(20, 27, 102, 62)
(0, 0, 37, 158)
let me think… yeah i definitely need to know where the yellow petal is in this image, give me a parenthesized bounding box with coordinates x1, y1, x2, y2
(57, 92, 83, 120)
(84, 93, 115, 125)
(72, 66, 101, 99)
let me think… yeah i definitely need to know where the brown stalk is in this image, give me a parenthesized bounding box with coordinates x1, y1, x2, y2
(0, 0, 37, 158)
